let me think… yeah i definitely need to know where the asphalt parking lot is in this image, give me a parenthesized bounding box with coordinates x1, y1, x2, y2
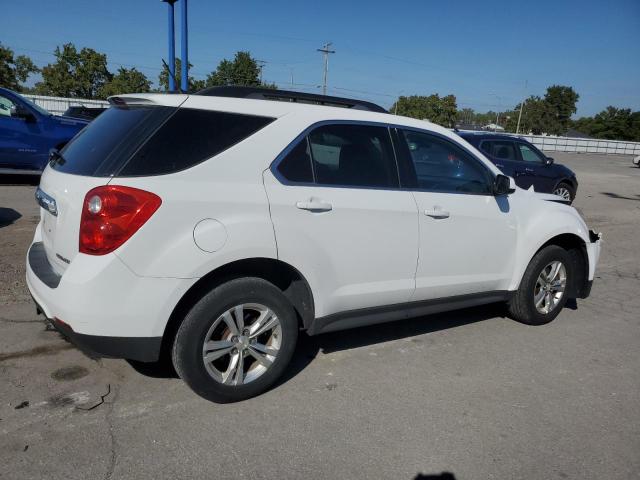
(1, 153, 639, 480)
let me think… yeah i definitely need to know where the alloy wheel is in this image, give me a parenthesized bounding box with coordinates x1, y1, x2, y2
(534, 261, 567, 314)
(202, 303, 281, 386)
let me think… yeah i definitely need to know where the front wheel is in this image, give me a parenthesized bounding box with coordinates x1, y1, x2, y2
(508, 245, 573, 325)
(172, 277, 298, 403)
(553, 182, 575, 203)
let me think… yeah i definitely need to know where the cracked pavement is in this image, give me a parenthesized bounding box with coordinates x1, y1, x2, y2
(1, 154, 639, 480)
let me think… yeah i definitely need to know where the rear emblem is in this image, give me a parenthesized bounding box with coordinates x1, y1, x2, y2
(35, 187, 58, 216)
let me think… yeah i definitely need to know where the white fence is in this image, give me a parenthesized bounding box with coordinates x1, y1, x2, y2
(518, 134, 640, 156)
(23, 94, 109, 116)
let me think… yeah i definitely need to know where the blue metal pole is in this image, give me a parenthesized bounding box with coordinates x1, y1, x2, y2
(180, 0, 188, 92)
(167, 1, 176, 92)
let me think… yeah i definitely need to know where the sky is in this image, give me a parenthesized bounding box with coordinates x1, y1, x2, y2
(3, 0, 640, 117)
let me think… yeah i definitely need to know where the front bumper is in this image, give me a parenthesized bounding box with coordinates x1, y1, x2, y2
(26, 234, 193, 362)
(580, 229, 602, 298)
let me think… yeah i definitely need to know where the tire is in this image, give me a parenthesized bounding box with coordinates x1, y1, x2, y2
(172, 277, 298, 403)
(553, 182, 575, 203)
(508, 245, 573, 325)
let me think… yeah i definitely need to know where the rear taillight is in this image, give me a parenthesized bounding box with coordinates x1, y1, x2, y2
(79, 185, 161, 255)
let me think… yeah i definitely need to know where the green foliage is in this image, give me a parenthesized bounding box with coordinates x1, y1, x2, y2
(543, 85, 579, 135)
(390, 94, 458, 127)
(205, 51, 276, 89)
(100, 67, 151, 97)
(158, 58, 205, 92)
(0, 43, 39, 91)
(35, 43, 112, 98)
(572, 107, 640, 141)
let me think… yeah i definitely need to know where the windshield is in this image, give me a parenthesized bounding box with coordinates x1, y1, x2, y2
(11, 91, 51, 116)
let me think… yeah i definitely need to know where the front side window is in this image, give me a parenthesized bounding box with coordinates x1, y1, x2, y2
(482, 140, 518, 161)
(0, 95, 17, 117)
(518, 143, 545, 163)
(308, 124, 398, 188)
(401, 130, 493, 194)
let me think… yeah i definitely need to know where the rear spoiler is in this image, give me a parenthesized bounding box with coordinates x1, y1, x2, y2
(107, 94, 188, 108)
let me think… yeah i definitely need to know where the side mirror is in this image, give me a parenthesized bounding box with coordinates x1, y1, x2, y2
(11, 104, 36, 122)
(545, 156, 554, 165)
(493, 174, 516, 195)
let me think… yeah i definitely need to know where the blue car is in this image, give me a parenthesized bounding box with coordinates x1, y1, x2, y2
(0, 87, 89, 174)
(457, 131, 578, 202)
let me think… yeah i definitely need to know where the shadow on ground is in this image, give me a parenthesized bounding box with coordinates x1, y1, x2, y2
(0, 208, 22, 228)
(127, 304, 506, 385)
(0, 174, 40, 186)
(601, 192, 640, 201)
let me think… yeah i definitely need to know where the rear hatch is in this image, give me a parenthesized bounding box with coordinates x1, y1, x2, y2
(37, 95, 185, 274)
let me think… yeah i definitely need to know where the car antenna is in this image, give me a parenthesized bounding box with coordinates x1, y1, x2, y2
(162, 59, 183, 93)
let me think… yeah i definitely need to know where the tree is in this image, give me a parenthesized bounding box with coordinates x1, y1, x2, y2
(543, 85, 579, 135)
(0, 43, 39, 91)
(205, 51, 276, 89)
(35, 43, 111, 98)
(390, 94, 458, 127)
(572, 107, 640, 141)
(99, 67, 151, 97)
(158, 58, 205, 92)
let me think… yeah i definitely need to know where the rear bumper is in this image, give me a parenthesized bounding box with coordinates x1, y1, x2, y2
(26, 235, 194, 362)
(41, 311, 161, 362)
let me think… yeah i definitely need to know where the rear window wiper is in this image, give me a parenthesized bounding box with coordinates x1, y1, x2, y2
(49, 148, 67, 167)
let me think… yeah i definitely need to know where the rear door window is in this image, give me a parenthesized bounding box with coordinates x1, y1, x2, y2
(276, 138, 314, 183)
(307, 124, 399, 188)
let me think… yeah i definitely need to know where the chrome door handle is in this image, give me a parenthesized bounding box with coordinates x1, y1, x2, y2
(424, 208, 450, 219)
(296, 200, 333, 212)
(495, 163, 505, 168)
(524, 167, 535, 173)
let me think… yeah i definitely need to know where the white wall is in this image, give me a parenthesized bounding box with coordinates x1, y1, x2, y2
(518, 134, 640, 156)
(23, 94, 109, 116)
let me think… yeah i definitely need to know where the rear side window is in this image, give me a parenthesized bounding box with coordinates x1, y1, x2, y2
(481, 140, 518, 161)
(120, 109, 274, 176)
(52, 107, 274, 177)
(53, 106, 174, 176)
(308, 124, 398, 188)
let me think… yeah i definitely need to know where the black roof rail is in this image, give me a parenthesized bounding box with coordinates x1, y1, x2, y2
(194, 86, 388, 113)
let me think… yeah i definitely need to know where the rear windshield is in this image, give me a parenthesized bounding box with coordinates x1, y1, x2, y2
(52, 106, 274, 177)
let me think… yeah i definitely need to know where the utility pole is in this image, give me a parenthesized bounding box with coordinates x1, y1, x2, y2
(256, 60, 267, 84)
(317, 42, 335, 95)
(516, 80, 528, 135)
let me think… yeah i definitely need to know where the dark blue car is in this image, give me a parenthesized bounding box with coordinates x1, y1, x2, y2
(0, 87, 89, 174)
(457, 131, 578, 202)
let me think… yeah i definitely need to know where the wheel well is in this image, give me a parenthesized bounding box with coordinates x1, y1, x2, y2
(538, 233, 588, 298)
(555, 178, 575, 190)
(160, 258, 314, 359)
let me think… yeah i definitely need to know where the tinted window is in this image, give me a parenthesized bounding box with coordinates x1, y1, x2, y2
(401, 130, 493, 194)
(277, 138, 313, 183)
(308, 124, 398, 188)
(52, 106, 174, 176)
(120, 109, 274, 176)
(482, 140, 518, 160)
(518, 143, 544, 163)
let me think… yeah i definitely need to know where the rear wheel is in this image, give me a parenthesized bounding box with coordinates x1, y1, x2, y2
(508, 245, 573, 325)
(553, 182, 575, 203)
(172, 277, 298, 403)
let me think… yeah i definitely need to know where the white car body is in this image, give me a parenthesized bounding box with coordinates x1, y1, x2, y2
(633, 154, 640, 167)
(26, 91, 601, 362)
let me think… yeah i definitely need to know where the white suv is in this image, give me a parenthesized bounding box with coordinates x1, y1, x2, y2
(26, 87, 602, 402)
